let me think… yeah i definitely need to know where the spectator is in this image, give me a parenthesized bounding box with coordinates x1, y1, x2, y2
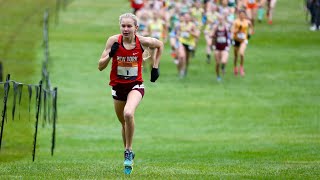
(310, 0, 320, 31)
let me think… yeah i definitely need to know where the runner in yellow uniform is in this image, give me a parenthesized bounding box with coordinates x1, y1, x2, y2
(203, 4, 219, 63)
(177, 13, 199, 78)
(231, 9, 253, 76)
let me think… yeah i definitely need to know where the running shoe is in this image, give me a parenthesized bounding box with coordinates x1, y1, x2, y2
(240, 66, 245, 76)
(217, 76, 222, 82)
(124, 149, 135, 175)
(310, 24, 317, 31)
(179, 70, 186, 79)
(234, 67, 238, 76)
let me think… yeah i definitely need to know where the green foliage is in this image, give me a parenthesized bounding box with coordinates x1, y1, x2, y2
(0, 0, 319, 179)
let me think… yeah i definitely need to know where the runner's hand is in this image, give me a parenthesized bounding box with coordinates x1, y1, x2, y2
(109, 42, 119, 57)
(150, 68, 159, 82)
(247, 34, 251, 40)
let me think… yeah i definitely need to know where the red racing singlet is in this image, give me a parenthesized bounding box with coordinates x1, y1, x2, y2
(109, 35, 144, 86)
(131, 0, 144, 10)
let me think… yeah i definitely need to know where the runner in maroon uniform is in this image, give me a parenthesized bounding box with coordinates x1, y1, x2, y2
(98, 13, 163, 174)
(211, 15, 231, 81)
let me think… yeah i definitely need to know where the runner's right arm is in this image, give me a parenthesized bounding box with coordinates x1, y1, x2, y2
(211, 24, 217, 47)
(98, 35, 118, 71)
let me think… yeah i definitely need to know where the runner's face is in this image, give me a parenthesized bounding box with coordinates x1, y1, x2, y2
(239, 11, 246, 19)
(120, 17, 137, 37)
(184, 14, 190, 22)
(222, 0, 227, 6)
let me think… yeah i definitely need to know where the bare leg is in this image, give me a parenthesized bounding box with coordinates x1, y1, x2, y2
(246, 8, 257, 33)
(221, 50, 229, 64)
(221, 50, 229, 74)
(114, 100, 126, 148)
(234, 46, 239, 75)
(268, 0, 277, 23)
(123, 90, 142, 150)
(234, 46, 238, 67)
(178, 45, 186, 77)
(239, 42, 247, 76)
(239, 42, 247, 66)
(214, 51, 221, 77)
(246, 8, 253, 23)
(185, 47, 190, 74)
(252, 8, 257, 30)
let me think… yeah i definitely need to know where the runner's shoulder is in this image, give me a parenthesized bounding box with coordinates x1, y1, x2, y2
(107, 34, 121, 43)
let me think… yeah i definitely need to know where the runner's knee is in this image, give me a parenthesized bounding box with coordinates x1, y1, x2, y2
(124, 109, 134, 121)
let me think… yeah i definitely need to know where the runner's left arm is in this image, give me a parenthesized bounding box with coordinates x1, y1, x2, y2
(140, 36, 164, 68)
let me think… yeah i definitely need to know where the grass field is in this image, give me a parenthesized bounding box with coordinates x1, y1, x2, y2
(0, 0, 319, 179)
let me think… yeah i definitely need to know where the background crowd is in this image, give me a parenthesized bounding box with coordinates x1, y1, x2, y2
(129, 0, 278, 81)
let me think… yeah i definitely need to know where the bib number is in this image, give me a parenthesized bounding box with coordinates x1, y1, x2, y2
(181, 32, 190, 38)
(117, 57, 138, 80)
(237, 32, 246, 40)
(217, 36, 227, 43)
(117, 66, 138, 80)
(134, 0, 143, 4)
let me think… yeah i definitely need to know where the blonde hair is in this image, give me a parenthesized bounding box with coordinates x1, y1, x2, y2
(119, 13, 138, 26)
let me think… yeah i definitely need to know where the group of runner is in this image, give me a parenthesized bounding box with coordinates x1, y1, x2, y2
(133, 0, 277, 81)
(98, 1, 278, 175)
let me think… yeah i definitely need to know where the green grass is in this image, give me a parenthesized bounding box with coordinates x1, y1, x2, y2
(0, 0, 319, 179)
(0, 0, 56, 163)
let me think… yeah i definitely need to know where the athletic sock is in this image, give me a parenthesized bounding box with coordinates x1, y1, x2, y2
(221, 64, 225, 71)
(258, 7, 264, 21)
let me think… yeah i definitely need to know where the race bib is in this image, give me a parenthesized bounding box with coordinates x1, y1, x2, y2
(181, 32, 190, 38)
(217, 36, 227, 43)
(152, 31, 161, 40)
(117, 56, 138, 80)
(227, 14, 235, 23)
(237, 32, 246, 40)
(134, 0, 143, 4)
(188, 45, 195, 50)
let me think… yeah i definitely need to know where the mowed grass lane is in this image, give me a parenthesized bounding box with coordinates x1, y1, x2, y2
(0, 0, 319, 179)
